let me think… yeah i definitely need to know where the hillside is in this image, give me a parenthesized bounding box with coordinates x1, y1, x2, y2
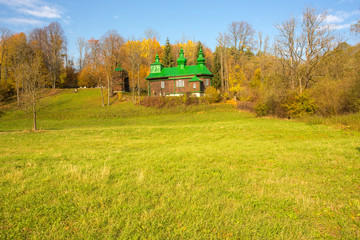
(0, 89, 359, 239)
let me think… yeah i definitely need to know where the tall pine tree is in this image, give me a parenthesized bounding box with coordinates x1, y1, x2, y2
(162, 38, 174, 67)
(194, 41, 205, 63)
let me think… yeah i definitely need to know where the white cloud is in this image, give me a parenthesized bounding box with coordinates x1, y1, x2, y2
(0, 17, 46, 25)
(0, 0, 61, 19)
(325, 15, 344, 24)
(324, 10, 360, 30)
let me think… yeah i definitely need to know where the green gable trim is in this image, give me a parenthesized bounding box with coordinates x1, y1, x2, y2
(189, 75, 202, 82)
(146, 65, 213, 80)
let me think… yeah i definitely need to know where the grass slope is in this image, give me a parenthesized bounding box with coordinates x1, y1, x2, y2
(0, 89, 359, 239)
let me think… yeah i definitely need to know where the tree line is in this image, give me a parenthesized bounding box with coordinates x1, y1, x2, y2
(0, 7, 359, 127)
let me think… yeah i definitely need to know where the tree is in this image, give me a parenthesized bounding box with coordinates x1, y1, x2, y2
(101, 30, 124, 106)
(76, 37, 86, 71)
(5, 33, 32, 106)
(351, 20, 360, 33)
(22, 50, 45, 131)
(227, 21, 255, 54)
(275, 16, 302, 91)
(124, 39, 142, 103)
(88, 38, 105, 106)
(44, 22, 66, 89)
(301, 7, 336, 92)
(0, 27, 11, 90)
(162, 38, 174, 67)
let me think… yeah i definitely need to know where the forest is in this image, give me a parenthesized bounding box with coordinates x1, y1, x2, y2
(0, 7, 359, 119)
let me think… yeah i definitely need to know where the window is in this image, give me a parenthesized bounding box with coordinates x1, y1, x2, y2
(176, 80, 184, 87)
(205, 79, 209, 86)
(193, 83, 196, 89)
(161, 81, 165, 89)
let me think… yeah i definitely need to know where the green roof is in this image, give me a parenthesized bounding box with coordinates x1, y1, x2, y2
(115, 63, 124, 72)
(189, 75, 202, 82)
(146, 64, 213, 80)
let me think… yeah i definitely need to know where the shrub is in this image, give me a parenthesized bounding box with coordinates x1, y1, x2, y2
(255, 102, 269, 117)
(282, 91, 317, 118)
(237, 101, 255, 112)
(205, 86, 221, 103)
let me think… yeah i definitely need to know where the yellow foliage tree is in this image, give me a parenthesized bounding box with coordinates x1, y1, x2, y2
(228, 64, 245, 99)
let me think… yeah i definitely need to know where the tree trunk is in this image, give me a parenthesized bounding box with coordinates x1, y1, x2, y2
(32, 94, 37, 131)
(16, 83, 20, 107)
(100, 85, 105, 107)
(137, 71, 140, 104)
(107, 75, 110, 106)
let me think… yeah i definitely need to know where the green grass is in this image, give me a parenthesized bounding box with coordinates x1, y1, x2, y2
(300, 113, 360, 131)
(0, 89, 359, 239)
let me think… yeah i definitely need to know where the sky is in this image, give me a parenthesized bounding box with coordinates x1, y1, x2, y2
(0, 0, 359, 61)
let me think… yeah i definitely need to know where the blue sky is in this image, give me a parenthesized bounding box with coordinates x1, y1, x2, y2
(0, 0, 359, 61)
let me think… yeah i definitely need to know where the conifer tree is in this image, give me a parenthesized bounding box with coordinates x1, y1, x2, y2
(194, 41, 205, 62)
(162, 38, 174, 67)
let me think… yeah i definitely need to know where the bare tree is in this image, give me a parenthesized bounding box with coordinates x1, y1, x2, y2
(216, 32, 230, 93)
(101, 30, 124, 106)
(275, 17, 303, 91)
(301, 7, 336, 92)
(76, 37, 86, 71)
(144, 27, 160, 41)
(351, 20, 360, 33)
(88, 38, 105, 106)
(45, 22, 66, 89)
(22, 51, 45, 131)
(275, 7, 336, 93)
(227, 21, 255, 53)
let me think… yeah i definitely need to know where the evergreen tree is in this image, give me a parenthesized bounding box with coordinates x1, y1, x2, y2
(212, 47, 221, 88)
(162, 38, 174, 67)
(194, 41, 205, 63)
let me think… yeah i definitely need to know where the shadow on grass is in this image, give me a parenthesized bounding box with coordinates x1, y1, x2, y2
(356, 147, 360, 153)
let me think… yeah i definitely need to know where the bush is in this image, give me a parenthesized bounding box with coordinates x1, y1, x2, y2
(237, 101, 255, 112)
(254, 102, 269, 117)
(205, 86, 221, 103)
(282, 91, 317, 118)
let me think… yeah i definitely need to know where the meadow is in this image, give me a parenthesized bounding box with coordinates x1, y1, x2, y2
(0, 89, 359, 239)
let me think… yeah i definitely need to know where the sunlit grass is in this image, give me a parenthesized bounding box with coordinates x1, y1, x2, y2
(0, 89, 359, 239)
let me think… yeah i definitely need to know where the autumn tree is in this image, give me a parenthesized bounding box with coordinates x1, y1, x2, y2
(5, 33, 32, 106)
(0, 27, 11, 94)
(351, 20, 360, 33)
(101, 30, 124, 106)
(87, 38, 105, 106)
(124, 39, 142, 102)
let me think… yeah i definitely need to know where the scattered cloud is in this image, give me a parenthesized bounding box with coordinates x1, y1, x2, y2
(0, 17, 46, 26)
(324, 14, 344, 24)
(324, 10, 360, 30)
(0, 0, 62, 19)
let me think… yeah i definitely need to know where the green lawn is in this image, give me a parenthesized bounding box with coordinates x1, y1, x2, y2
(1, 89, 359, 239)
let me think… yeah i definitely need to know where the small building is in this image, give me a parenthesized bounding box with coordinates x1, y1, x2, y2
(113, 64, 130, 92)
(146, 47, 213, 97)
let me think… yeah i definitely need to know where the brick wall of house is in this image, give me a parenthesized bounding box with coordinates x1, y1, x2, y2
(149, 75, 212, 96)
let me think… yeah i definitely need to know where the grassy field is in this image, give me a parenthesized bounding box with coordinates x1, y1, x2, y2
(0, 89, 359, 239)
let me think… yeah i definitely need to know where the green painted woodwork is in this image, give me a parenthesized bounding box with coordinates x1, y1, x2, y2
(147, 65, 213, 80)
(176, 47, 187, 69)
(115, 63, 124, 72)
(150, 54, 163, 73)
(196, 47, 206, 68)
(189, 75, 202, 82)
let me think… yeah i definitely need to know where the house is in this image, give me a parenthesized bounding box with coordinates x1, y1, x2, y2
(113, 64, 130, 92)
(146, 47, 213, 97)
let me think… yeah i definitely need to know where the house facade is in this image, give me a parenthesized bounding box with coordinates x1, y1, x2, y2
(113, 64, 130, 92)
(146, 47, 213, 96)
